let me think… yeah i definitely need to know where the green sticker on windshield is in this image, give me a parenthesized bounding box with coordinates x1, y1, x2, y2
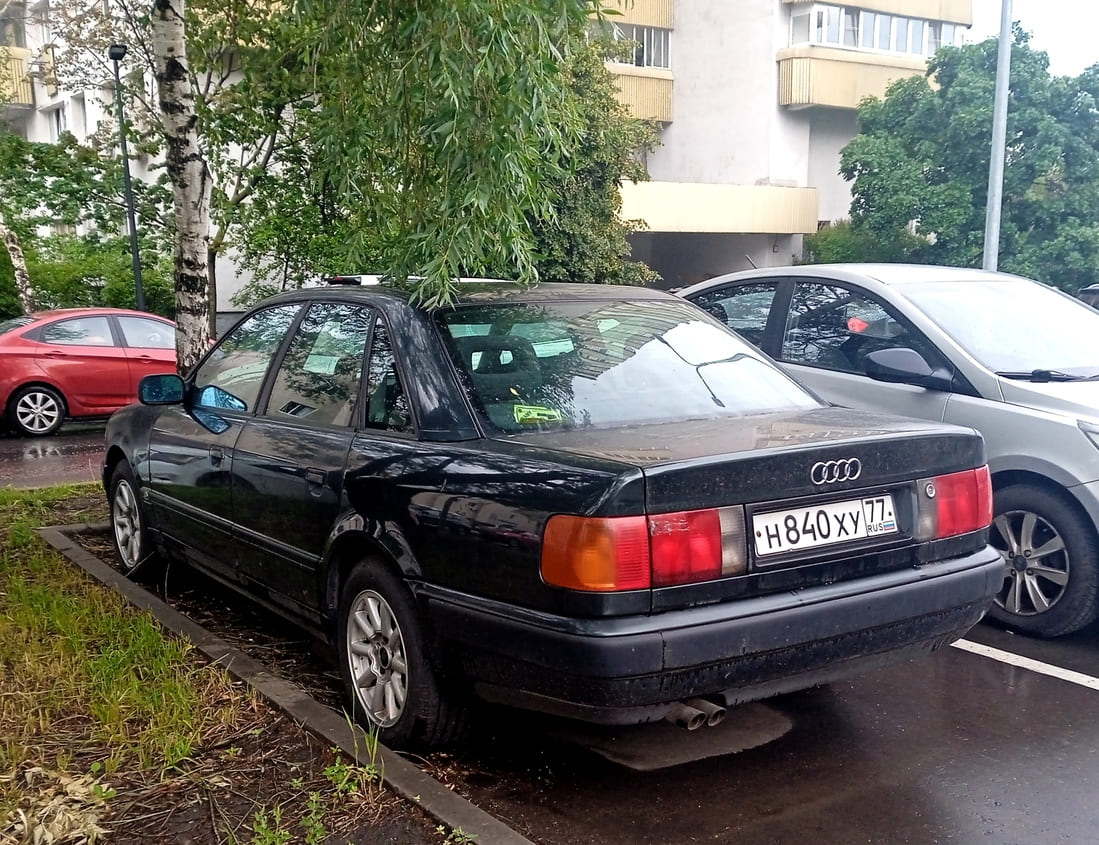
(514, 405, 564, 424)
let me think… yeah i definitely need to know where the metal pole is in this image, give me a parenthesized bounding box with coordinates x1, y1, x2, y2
(983, 0, 1012, 271)
(111, 57, 146, 311)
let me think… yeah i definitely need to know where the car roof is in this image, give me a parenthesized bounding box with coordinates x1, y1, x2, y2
(680, 263, 1038, 296)
(260, 280, 680, 309)
(26, 307, 175, 322)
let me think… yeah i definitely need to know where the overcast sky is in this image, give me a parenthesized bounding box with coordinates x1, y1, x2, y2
(969, 1, 1099, 76)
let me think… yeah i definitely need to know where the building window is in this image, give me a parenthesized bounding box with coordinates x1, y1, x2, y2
(606, 23, 671, 70)
(0, 3, 26, 48)
(47, 106, 67, 142)
(789, 4, 965, 58)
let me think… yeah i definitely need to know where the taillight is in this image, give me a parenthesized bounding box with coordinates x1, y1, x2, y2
(541, 515, 650, 591)
(541, 507, 747, 592)
(915, 466, 993, 540)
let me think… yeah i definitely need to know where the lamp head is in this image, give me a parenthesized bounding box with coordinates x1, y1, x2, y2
(108, 44, 127, 62)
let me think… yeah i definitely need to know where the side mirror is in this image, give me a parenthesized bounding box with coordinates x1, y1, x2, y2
(139, 373, 185, 405)
(864, 348, 953, 392)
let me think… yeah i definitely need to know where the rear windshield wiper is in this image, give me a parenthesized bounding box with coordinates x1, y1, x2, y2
(996, 369, 1085, 382)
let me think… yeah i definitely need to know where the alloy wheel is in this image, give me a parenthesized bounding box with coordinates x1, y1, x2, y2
(15, 389, 62, 435)
(992, 508, 1069, 616)
(346, 590, 409, 728)
(112, 479, 143, 572)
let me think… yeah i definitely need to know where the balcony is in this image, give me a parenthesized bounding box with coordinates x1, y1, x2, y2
(1, 47, 33, 108)
(603, 0, 673, 28)
(779, 0, 971, 26)
(620, 182, 818, 235)
(609, 65, 673, 122)
(777, 45, 927, 110)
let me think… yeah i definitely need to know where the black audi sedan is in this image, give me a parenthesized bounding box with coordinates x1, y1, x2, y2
(103, 280, 1003, 749)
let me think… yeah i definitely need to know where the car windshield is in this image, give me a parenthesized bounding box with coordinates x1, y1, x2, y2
(437, 298, 819, 433)
(0, 316, 34, 336)
(900, 279, 1099, 376)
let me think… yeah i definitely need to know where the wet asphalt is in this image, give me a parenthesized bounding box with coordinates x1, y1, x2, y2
(7, 423, 1099, 843)
(0, 423, 104, 489)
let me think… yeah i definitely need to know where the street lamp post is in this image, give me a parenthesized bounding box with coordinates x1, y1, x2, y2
(108, 43, 146, 311)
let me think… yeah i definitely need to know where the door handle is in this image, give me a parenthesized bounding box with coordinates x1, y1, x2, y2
(210, 446, 223, 466)
(304, 467, 327, 487)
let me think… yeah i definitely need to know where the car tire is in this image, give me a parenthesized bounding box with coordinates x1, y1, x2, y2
(108, 461, 160, 579)
(987, 484, 1099, 637)
(8, 385, 66, 436)
(338, 558, 467, 749)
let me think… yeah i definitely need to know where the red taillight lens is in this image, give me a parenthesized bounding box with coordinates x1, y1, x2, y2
(917, 466, 993, 539)
(541, 507, 747, 592)
(541, 515, 650, 591)
(650, 509, 723, 586)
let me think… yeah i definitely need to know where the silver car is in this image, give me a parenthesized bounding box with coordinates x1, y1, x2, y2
(680, 264, 1099, 637)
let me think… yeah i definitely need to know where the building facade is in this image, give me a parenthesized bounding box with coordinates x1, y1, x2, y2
(606, 0, 973, 288)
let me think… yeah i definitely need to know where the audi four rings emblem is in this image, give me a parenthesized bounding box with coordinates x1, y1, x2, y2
(810, 458, 862, 485)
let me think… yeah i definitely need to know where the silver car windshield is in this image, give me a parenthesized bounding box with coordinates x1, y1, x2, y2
(900, 280, 1099, 376)
(438, 299, 819, 433)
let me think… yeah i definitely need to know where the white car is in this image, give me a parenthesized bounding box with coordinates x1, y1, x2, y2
(681, 264, 1099, 637)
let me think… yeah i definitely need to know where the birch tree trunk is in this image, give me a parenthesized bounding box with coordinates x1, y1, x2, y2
(151, 0, 210, 373)
(0, 210, 35, 313)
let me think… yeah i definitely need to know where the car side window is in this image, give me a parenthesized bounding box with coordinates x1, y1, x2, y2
(690, 283, 778, 348)
(193, 305, 299, 413)
(364, 317, 412, 432)
(117, 316, 175, 349)
(782, 282, 942, 374)
(265, 303, 370, 427)
(41, 316, 114, 347)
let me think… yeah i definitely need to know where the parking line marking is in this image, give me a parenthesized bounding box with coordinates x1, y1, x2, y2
(952, 639, 1099, 691)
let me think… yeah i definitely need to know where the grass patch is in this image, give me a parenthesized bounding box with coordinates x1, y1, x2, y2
(0, 483, 440, 843)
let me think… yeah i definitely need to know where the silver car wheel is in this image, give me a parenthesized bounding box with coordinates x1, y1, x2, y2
(346, 589, 409, 729)
(14, 387, 63, 435)
(112, 478, 143, 573)
(992, 508, 1069, 616)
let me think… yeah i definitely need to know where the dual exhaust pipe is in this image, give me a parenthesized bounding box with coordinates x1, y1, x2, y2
(663, 697, 727, 730)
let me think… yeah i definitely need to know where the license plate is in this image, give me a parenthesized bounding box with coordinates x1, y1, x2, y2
(753, 494, 898, 557)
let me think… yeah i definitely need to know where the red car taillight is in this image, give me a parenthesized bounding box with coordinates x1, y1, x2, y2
(915, 465, 993, 540)
(541, 507, 748, 592)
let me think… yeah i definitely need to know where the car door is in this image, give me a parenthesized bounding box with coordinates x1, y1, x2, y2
(775, 279, 953, 422)
(35, 315, 132, 414)
(232, 301, 372, 622)
(144, 304, 301, 581)
(114, 314, 177, 390)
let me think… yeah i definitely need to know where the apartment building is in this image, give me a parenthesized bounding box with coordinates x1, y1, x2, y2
(606, 0, 973, 287)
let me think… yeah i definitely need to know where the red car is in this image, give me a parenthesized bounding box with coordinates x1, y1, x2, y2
(0, 308, 176, 436)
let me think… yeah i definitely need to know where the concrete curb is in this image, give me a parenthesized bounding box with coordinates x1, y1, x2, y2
(38, 523, 535, 845)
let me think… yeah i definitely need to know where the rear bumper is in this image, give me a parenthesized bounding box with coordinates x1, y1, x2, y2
(423, 546, 1004, 724)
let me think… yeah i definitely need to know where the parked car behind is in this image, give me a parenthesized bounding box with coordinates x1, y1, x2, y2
(103, 280, 1000, 749)
(0, 308, 176, 437)
(681, 264, 1099, 638)
(1077, 285, 1099, 309)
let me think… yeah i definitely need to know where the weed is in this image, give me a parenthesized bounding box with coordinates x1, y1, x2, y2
(301, 791, 328, 844)
(437, 824, 478, 843)
(251, 805, 291, 844)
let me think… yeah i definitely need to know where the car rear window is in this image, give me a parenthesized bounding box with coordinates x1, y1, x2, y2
(437, 298, 819, 433)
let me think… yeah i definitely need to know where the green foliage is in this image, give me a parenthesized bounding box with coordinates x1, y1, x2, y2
(284, 0, 609, 305)
(838, 28, 1099, 290)
(25, 235, 175, 317)
(802, 220, 929, 265)
(0, 128, 173, 315)
(228, 18, 657, 306)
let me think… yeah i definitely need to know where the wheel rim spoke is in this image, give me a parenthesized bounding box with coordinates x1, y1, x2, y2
(1030, 563, 1069, 587)
(1031, 535, 1066, 561)
(993, 514, 1020, 556)
(1023, 572, 1052, 612)
(1005, 572, 1024, 614)
(1018, 512, 1039, 551)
